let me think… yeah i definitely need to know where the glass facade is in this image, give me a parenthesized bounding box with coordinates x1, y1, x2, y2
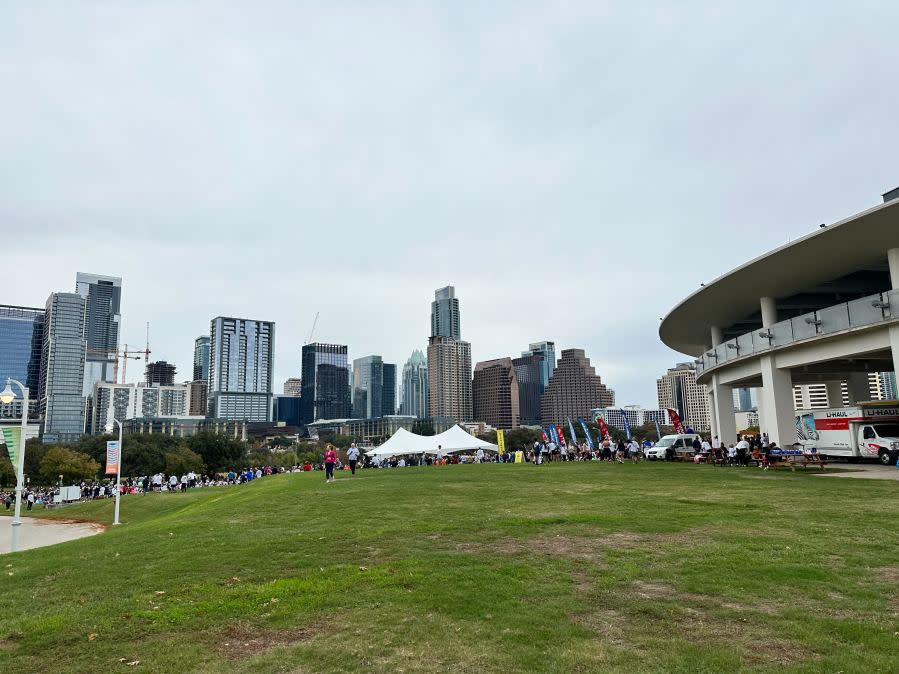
(301, 343, 350, 423)
(193, 336, 210, 381)
(0, 305, 45, 419)
(512, 353, 543, 426)
(431, 286, 461, 340)
(401, 350, 428, 419)
(523, 341, 556, 389)
(40, 293, 87, 442)
(75, 273, 121, 396)
(208, 317, 274, 422)
(382, 363, 396, 416)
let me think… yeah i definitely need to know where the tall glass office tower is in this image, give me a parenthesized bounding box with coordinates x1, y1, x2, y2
(522, 341, 556, 388)
(431, 286, 461, 341)
(301, 343, 350, 423)
(353, 355, 384, 419)
(0, 305, 45, 420)
(401, 350, 428, 418)
(208, 317, 274, 422)
(75, 272, 121, 394)
(40, 292, 88, 442)
(193, 335, 210, 381)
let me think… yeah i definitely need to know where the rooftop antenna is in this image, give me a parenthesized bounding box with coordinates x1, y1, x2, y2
(306, 311, 319, 344)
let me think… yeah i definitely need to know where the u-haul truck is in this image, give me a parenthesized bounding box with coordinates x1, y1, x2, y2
(795, 401, 899, 465)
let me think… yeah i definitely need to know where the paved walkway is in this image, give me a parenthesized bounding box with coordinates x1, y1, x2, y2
(818, 464, 899, 481)
(0, 518, 104, 554)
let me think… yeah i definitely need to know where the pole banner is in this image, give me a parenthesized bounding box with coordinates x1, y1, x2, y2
(106, 440, 120, 476)
(578, 418, 594, 450)
(620, 409, 632, 440)
(496, 429, 505, 455)
(567, 417, 578, 446)
(555, 424, 566, 446)
(1, 427, 20, 465)
(541, 430, 549, 443)
(655, 420, 663, 441)
(667, 408, 685, 434)
(596, 416, 611, 441)
(548, 425, 559, 445)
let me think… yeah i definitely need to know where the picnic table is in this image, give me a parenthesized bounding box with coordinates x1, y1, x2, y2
(765, 449, 828, 472)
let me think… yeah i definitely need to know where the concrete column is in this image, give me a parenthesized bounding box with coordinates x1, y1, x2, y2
(708, 384, 719, 439)
(846, 372, 872, 404)
(710, 326, 723, 347)
(888, 247, 899, 288)
(825, 381, 844, 408)
(759, 355, 796, 446)
(760, 296, 778, 328)
(710, 375, 736, 444)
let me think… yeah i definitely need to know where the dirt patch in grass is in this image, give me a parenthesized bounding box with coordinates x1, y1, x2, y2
(216, 619, 332, 660)
(870, 566, 899, 583)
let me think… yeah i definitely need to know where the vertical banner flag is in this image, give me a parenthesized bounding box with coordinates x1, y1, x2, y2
(547, 426, 559, 446)
(1, 427, 21, 465)
(554, 424, 565, 446)
(567, 417, 578, 446)
(655, 420, 663, 441)
(578, 418, 595, 450)
(620, 409, 632, 440)
(541, 430, 549, 443)
(667, 408, 685, 434)
(596, 417, 611, 441)
(496, 429, 505, 455)
(105, 440, 120, 476)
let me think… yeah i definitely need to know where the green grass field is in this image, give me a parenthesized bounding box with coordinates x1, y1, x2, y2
(0, 462, 897, 673)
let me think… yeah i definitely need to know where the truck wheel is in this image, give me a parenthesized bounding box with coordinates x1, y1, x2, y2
(878, 450, 893, 466)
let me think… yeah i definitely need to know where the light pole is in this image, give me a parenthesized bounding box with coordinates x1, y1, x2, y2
(1, 378, 29, 553)
(105, 416, 123, 526)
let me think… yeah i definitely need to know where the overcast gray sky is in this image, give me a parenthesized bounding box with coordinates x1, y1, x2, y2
(2, 2, 898, 407)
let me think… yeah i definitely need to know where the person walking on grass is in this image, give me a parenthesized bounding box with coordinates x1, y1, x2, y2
(324, 445, 337, 483)
(347, 443, 360, 475)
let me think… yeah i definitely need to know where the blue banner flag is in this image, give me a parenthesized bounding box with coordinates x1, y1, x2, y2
(620, 409, 632, 440)
(578, 418, 595, 450)
(567, 417, 578, 446)
(548, 425, 559, 445)
(655, 420, 662, 441)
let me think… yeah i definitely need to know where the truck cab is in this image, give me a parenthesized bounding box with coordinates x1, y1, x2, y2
(858, 422, 899, 465)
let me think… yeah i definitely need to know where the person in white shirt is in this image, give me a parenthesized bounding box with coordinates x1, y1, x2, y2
(700, 439, 712, 454)
(475, 448, 485, 463)
(169, 474, 178, 492)
(347, 443, 360, 475)
(436, 445, 444, 465)
(711, 436, 722, 450)
(627, 439, 640, 462)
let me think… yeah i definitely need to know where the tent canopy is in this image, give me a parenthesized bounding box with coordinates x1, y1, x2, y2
(366, 425, 498, 459)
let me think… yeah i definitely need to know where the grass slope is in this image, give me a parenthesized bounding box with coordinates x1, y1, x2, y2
(0, 463, 897, 673)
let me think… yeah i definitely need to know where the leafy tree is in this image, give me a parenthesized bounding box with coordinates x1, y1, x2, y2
(505, 427, 543, 450)
(39, 447, 100, 484)
(269, 436, 294, 449)
(0, 453, 13, 486)
(270, 450, 298, 469)
(164, 448, 205, 476)
(477, 430, 498, 444)
(187, 432, 247, 473)
(23, 437, 49, 483)
(411, 420, 435, 436)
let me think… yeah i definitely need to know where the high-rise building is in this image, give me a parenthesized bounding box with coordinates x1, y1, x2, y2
(353, 355, 384, 419)
(39, 292, 88, 443)
(75, 273, 121, 396)
(382, 363, 396, 416)
(522, 341, 556, 388)
(431, 286, 461, 341)
(193, 336, 210, 381)
(273, 395, 302, 427)
(146, 360, 176, 386)
(187, 379, 208, 417)
(283, 378, 302, 396)
(656, 362, 709, 431)
(0, 305, 45, 420)
(427, 286, 472, 423)
(401, 350, 428, 419)
(512, 353, 544, 426)
(879, 372, 897, 399)
(472, 357, 520, 430)
(208, 317, 274, 422)
(301, 343, 350, 423)
(732, 387, 757, 412)
(427, 337, 472, 422)
(90, 381, 200, 433)
(541, 349, 614, 424)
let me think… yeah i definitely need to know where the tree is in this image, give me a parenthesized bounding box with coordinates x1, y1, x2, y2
(187, 432, 247, 473)
(270, 450, 298, 469)
(269, 436, 294, 449)
(164, 448, 205, 476)
(39, 447, 100, 484)
(411, 420, 435, 436)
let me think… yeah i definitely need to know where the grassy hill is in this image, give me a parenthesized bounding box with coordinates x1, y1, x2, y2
(0, 463, 897, 673)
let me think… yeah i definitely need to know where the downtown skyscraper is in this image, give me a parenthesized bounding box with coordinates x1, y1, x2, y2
(401, 350, 428, 418)
(0, 304, 45, 420)
(427, 286, 472, 423)
(301, 343, 350, 423)
(75, 272, 121, 395)
(39, 292, 88, 442)
(208, 317, 275, 422)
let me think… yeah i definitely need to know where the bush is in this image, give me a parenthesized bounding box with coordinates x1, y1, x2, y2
(164, 448, 205, 476)
(187, 432, 247, 473)
(39, 447, 100, 484)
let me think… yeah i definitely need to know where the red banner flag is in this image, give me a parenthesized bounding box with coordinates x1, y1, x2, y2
(555, 424, 566, 446)
(596, 417, 611, 441)
(667, 409, 685, 434)
(541, 430, 549, 443)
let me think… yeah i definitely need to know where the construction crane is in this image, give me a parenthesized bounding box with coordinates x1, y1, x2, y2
(88, 322, 152, 384)
(306, 312, 319, 344)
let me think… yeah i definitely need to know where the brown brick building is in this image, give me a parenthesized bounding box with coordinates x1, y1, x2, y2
(540, 349, 614, 424)
(472, 357, 520, 430)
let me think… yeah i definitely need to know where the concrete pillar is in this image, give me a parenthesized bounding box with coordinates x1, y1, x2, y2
(760, 296, 778, 328)
(710, 375, 736, 444)
(708, 387, 719, 439)
(825, 381, 844, 408)
(888, 247, 899, 289)
(759, 355, 795, 446)
(846, 372, 872, 404)
(710, 326, 723, 347)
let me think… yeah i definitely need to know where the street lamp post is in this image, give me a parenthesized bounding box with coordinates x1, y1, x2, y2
(1, 378, 29, 554)
(105, 416, 123, 526)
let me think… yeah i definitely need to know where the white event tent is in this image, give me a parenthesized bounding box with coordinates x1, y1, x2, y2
(366, 425, 498, 459)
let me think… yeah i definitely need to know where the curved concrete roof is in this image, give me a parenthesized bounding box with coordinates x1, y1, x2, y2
(660, 198, 899, 356)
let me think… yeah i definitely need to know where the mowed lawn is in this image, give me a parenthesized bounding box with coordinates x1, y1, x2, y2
(1, 463, 897, 673)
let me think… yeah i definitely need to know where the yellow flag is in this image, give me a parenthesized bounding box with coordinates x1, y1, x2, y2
(496, 429, 505, 455)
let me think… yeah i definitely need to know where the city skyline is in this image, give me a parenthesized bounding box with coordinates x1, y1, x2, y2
(4, 4, 899, 408)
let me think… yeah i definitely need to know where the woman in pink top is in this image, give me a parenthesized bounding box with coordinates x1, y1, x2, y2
(324, 446, 337, 483)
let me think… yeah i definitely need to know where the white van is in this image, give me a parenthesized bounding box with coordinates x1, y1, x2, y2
(645, 434, 703, 460)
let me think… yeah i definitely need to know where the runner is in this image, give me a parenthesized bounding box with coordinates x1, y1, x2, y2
(347, 443, 360, 475)
(324, 445, 337, 483)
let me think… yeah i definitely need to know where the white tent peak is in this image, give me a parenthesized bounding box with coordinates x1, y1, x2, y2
(366, 424, 498, 459)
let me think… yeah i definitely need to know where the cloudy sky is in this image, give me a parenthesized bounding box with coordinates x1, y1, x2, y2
(2, 2, 898, 406)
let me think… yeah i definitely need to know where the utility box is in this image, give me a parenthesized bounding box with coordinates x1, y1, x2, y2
(54, 486, 82, 504)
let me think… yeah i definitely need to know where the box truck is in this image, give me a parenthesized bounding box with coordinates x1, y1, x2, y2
(795, 401, 899, 465)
